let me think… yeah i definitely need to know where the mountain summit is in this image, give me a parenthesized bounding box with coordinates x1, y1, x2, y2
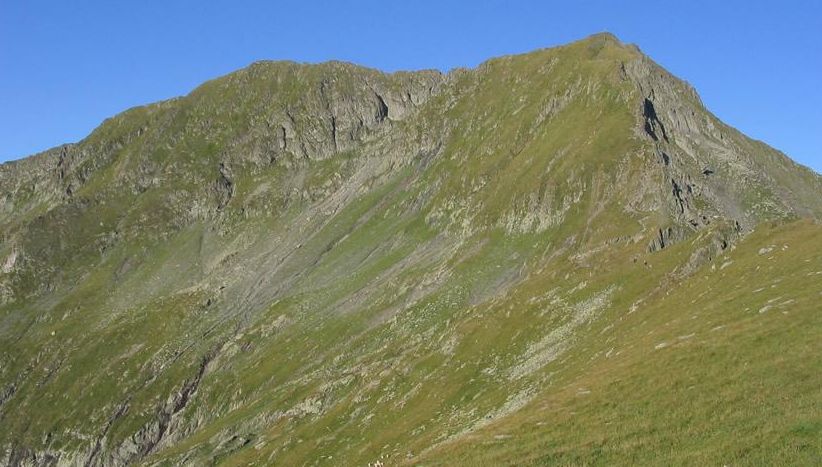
(1, 34, 820, 465)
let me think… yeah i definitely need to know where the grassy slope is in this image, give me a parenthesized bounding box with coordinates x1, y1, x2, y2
(420, 220, 822, 465)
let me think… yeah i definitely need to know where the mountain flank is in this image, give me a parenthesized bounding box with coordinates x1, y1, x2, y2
(1, 33, 820, 465)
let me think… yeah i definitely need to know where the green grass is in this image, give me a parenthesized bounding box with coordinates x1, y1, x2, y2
(418, 220, 822, 465)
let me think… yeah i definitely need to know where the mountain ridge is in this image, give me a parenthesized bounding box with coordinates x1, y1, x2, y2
(4, 32, 820, 167)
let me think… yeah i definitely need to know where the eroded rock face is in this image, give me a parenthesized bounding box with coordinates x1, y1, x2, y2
(624, 52, 822, 234)
(0, 34, 820, 466)
(228, 61, 444, 163)
(1, 251, 17, 274)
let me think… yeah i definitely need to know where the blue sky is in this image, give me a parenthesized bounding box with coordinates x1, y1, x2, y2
(1, 1, 820, 172)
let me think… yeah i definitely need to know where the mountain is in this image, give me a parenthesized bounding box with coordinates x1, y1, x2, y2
(1, 33, 820, 465)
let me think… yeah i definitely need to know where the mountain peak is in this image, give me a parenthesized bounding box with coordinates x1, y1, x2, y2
(579, 30, 624, 45)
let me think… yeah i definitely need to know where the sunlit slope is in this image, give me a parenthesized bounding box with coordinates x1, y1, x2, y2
(420, 220, 822, 465)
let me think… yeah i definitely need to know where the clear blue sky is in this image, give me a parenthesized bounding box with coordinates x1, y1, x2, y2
(1, 1, 820, 172)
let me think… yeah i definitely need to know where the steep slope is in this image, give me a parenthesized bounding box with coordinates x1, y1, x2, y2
(0, 33, 820, 466)
(419, 220, 822, 465)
